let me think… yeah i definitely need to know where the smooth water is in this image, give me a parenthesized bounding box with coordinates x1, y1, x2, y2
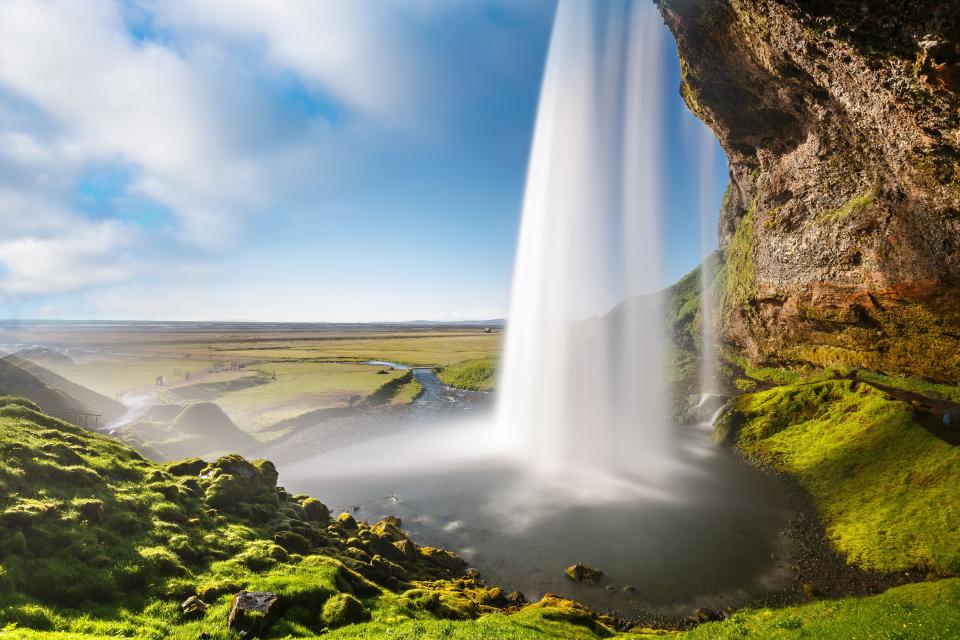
(496, 0, 668, 477)
(281, 415, 795, 617)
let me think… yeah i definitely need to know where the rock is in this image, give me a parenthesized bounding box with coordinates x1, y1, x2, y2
(167, 458, 208, 476)
(337, 512, 358, 530)
(564, 562, 603, 584)
(321, 593, 369, 628)
(394, 538, 419, 563)
(603, 585, 616, 592)
(690, 608, 722, 624)
(301, 498, 330, 523)
(227, 591, 279, 638)
(658, 0, 960, 384)
(506, 591, 527, 607)
(622, 585, 637, 593)
(273, 531, 310, 554)
(77, 499, 104, 524)
(371, 519, 405, 541)
(380, 515, 401, 527)
(180, 595, 207, 619)
(464, 567, 480, 579)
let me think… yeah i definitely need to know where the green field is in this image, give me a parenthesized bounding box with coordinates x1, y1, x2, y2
(5, 327, 503, 440)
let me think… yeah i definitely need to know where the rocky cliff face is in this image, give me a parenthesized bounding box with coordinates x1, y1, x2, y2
(658, 0, 960, 382)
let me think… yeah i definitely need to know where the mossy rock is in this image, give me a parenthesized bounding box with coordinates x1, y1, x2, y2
(301, 498, 330, 523)
(321, 593, 369, 628)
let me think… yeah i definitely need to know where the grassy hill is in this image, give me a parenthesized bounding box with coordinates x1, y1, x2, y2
(0, 358, 90, 418)
(4, 355, 125, 422)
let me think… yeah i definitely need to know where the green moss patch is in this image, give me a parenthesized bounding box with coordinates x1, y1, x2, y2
(724, 375, 960, 573)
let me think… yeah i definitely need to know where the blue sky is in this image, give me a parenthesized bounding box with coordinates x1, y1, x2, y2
(0, 0, 727, 322)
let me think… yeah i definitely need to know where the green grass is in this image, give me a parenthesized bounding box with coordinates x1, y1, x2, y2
(641, 579, 960, 640)
(437, 357, 497, 391)
(723, 375, 960, 573)
(1, 396, 959, 639)
(216, 362, 408, 432)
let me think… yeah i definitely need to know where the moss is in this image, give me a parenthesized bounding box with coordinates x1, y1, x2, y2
(660, 579, 960, 639)
(729, 376, 960, 573)
(817, 190, 875, 220)
(322, 593, 370, 628)
(718, 205, 756, 320)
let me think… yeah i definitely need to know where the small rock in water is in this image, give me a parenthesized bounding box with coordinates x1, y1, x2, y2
(464, 567, 481, 579)
(622, 585, 637, 593)
(603, 585, 616, 592)
(564, 562, 603, 584)
(228, 591, 279, 638)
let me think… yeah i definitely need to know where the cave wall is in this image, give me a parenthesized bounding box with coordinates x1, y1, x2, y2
(658, 0, 960, 382)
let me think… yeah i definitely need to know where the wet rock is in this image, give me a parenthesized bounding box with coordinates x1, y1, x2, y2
(180, 595, 207, 619)
(564, 562, 603, 584)
(603, 585, 617, 592)
(321, 593, 369, 628)
(228, 591, 279, 638)
(464, 567, 481, 579)
(506, 591, 527, 607)
(622, 585, 637, 593)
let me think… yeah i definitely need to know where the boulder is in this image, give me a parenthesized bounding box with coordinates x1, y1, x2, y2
(321, 593, 369, 629)
(167, 458, 208, 477)
(227, 591, 279, 639)
(301, 498, 330, 523)
(337, 512, 358, 530)
(564, 562, 603, 584)
(180, 595, 207, 619)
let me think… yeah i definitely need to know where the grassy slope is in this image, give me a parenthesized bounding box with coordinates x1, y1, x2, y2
(720, 372, 960, 573)
(0, 359, 89, 417)
(640, 579, 960, 640)
(437, 357, 497, 391)
(0, 399, 616, 639)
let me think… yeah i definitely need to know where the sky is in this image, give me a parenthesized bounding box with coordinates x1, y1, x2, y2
(0, 0, 728, 322)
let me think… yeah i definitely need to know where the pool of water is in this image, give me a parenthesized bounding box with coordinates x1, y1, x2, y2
(279, 415, 796, 617)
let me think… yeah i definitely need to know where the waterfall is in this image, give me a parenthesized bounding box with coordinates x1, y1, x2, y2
(698, 126, 718, 397)
(496, 0, 670, 478)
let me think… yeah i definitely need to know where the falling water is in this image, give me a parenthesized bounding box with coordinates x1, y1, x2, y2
(497, 0, 669, 478)
(698, 127, 719, 397)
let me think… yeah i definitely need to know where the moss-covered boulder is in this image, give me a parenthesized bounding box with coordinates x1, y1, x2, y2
(321, 592, 369, 628)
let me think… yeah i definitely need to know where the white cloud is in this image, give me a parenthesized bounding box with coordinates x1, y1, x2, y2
(0, 220, 137, 295)
(155, 0, 429, 126)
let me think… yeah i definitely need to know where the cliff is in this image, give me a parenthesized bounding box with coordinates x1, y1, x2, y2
(658, 0, 960, 382)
